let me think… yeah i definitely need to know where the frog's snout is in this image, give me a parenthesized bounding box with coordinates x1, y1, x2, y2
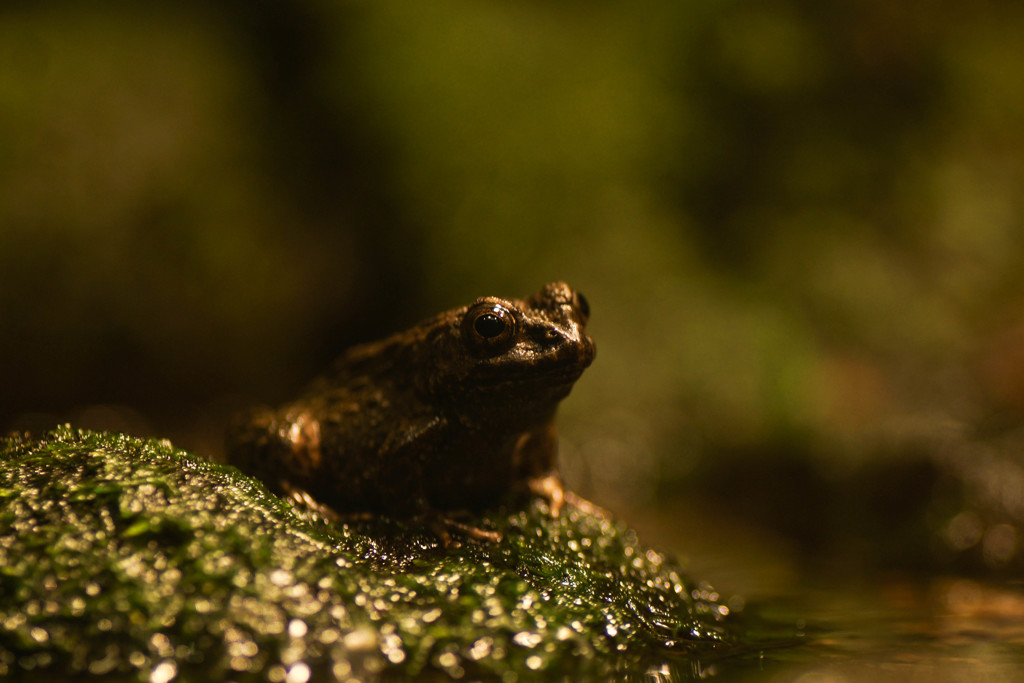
(576, 333, 596, 367)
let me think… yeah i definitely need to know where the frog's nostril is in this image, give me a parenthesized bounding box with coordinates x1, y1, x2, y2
(528, 326, 565, 348)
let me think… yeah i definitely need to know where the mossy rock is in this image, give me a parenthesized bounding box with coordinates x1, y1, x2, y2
(0, 426, 739, 681)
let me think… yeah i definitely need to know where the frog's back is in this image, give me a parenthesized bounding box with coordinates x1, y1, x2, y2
(226, 333, 439, 513)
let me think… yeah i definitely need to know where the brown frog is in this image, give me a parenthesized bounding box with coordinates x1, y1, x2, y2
(226, 282, 595, 541)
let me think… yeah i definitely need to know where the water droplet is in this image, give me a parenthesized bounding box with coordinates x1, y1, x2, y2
(150, 661, 177, 683)
(284, 662, 310, 683)
(287, 619, 308, 639)
(512, 631, 543, 649)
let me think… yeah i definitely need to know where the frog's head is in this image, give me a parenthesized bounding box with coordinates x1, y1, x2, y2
(429, 282, 595, 419)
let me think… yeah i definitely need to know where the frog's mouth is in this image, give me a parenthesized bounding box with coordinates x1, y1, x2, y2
(472, 341, 595, 389)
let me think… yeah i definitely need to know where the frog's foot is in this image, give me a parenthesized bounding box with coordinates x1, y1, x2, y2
(564, 490, 612, 520)
(426, 515, 503, 548)
(281, 483, 343, 523)
(528, 474, 611, 520)
(528, 473, 566, 517)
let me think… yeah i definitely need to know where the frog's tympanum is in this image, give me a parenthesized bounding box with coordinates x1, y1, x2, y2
(227, 282, 594, 541)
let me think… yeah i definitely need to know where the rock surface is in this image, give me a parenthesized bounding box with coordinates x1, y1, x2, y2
(0, 426, 736, 680)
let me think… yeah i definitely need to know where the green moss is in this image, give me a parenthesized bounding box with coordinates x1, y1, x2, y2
(0, 426, 738, 680)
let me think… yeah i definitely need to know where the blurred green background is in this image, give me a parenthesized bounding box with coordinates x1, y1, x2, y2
(4, 1, 1024, 588)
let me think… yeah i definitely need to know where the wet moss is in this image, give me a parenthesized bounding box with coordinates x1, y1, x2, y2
(0, 426, 736, 681)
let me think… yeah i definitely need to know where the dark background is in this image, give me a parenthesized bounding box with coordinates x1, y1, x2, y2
(4, 1, 1024, 591)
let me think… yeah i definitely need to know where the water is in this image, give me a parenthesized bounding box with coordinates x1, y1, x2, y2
(621, 503, 1024, 682)
(724, 578, 1024, 681)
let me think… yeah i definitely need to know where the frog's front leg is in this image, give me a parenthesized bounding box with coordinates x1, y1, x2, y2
(516, 425, 610, 519)
(528, 473, 611, 520)
(513, 425, 567, 516)
(527, 472, 566, 516)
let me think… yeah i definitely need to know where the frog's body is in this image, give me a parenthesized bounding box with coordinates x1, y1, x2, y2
(227, 282, 594, 528)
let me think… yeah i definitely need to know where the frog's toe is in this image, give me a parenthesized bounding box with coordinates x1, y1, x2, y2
(528, 473, 566, 517)
(564, 490, 612, 520)
(425, 515, 502, 547)
(281, 482, 342, 523)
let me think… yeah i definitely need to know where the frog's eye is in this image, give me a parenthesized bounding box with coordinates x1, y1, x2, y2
(574, 291, 590, 323)
(462, 302, 517, 356)
(474, 312, 507, 338)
